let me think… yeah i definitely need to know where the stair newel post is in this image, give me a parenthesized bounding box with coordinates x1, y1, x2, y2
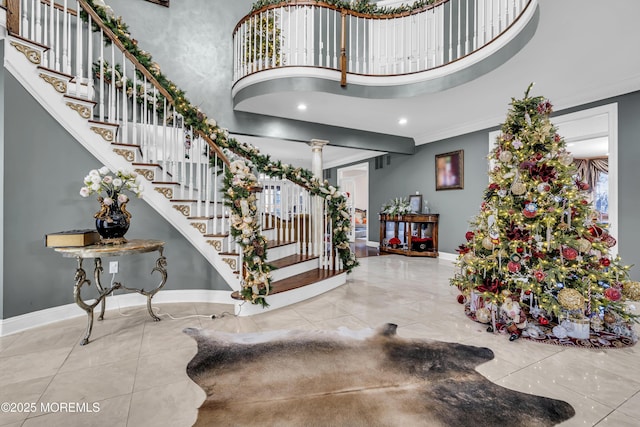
(5, 0, 20, 35)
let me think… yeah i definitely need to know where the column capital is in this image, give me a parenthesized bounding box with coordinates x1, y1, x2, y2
(309, 139, 329, 151)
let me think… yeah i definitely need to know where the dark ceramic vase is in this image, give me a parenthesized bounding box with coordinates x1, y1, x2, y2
(95, 201, 130, 241)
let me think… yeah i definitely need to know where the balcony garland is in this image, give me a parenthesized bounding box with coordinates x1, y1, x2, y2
(83, 0, 359, 305)
(250, 0, 439, 15)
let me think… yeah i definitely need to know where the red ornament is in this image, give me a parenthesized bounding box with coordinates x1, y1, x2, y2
(457, 294, 466, 304)
(516, 247, 524, 253)
(507, 261, 521, 273)
(538, 316, 549, 326)
(465, 231, 475, 241)
(533, 270, 546, 281)
(524, 290, 531, 295)
(600, 258, 611, 267)
(604, 287, 622, 302)
(562, 247, 578, 261)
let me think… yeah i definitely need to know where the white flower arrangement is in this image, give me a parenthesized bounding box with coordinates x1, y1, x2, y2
(80, 166, 144, 205)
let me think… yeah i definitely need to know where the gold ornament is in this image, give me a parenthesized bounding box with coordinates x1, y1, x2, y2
(558, 152, 574, 166)
(511, 181, 527, 195)
(557, 288, 584, 311)
(475, 307, 491, 324)
(482, 236, 494, 250)
(622, 281, 640, 301)
(499, 151, 513, 163)
(575, 238, 592, 253)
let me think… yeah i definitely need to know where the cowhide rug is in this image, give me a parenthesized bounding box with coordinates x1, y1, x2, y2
(184, 324, 574, 427)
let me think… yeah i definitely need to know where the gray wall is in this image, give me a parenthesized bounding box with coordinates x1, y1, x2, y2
(0, 42, 5, 320)
(104, 0, 414, 154)
(2, 73, 228, 319)
(328, 91, 640, 281)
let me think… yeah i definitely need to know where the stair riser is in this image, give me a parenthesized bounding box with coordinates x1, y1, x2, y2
(265, 244, 298, 261)
(234, 273, 347, 316)
(270, 259, 320, 282)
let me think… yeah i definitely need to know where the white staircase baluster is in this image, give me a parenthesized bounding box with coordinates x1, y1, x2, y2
(21, 0, 28, 38)
(98, 31, 104, 121)
(42, 3, 49, 68)
(35, 0, 42, 43)
(62, 0, 69, 74)
(75, 4, 82, 97)
(121, 54, 127, 143)
(152, 86, 158, 163)
(108, 43, 115, 124)
(87, 15, 94, 103)
(131, 66, 137, 149)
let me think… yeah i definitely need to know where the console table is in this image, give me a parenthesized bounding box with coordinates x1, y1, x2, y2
(379, 213, 439, 257)
(54, 239, 167, 345)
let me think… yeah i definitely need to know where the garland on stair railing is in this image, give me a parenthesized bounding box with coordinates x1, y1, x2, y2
(250, 0, 440, 16)
(82, 0, 359, 306)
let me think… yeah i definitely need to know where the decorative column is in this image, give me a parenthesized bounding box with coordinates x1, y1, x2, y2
(309, 139, 328, 258)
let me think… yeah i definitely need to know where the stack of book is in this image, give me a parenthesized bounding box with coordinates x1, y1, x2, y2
(45, 229, 101, 247)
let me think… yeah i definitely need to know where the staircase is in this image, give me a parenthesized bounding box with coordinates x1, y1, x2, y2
(2, 0, 356, 316)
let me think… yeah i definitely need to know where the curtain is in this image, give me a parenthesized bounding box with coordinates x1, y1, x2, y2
(574, 157, 608, 191)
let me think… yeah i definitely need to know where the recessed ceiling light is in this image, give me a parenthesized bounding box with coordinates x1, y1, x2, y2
(297, 103, 307, 111)
(398, 118, 408, 125)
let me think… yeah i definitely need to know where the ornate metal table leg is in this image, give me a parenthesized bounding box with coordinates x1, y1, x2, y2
(146, 250, 167, 321)
(73, 257, 95, 346)
(94, 258, 107, 321)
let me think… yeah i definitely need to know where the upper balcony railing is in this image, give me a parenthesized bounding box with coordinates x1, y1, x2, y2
(233, 0, 532, 85)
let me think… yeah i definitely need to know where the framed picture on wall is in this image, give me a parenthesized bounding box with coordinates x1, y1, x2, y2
(408, 194, 422, 213)
(435, 150, 464, 190)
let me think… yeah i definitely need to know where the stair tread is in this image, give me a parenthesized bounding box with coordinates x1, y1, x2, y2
(88, 119, 119, 127)
(266, 240, 296, 249)
(132, 162, 161, 167)
(37, 65, 73, 79)
(111, 142, 140, 148)
(231, 268, 344, 299)
(63, 94, 97, 104)
(269, 253, 318, 269)
(204, 233, 229, 238)
(9, 33, 50, 50)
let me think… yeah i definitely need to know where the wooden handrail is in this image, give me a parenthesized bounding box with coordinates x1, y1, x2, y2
(77, 0, 174, 103)
(235, 0, 448, 33)
(42, 0, 78, 17)
(195, 131, 232, 168)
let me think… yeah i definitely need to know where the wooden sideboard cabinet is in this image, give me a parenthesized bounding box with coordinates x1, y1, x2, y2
(379, 213, 439, 257)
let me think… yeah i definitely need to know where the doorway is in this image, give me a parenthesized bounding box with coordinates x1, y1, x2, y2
(337, 163, 369, 244)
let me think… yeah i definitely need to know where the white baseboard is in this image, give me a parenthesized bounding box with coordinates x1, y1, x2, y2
(438, 252, 457, 262)
(0, 289, 234, 337)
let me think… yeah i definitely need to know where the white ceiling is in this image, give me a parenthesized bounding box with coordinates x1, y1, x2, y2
(233, 0, 640, 168)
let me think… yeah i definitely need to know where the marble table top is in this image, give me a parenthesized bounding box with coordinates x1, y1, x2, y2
(54, 239, 165, 258)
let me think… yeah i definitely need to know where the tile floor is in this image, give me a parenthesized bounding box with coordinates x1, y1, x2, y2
(1, 255, 640, 426)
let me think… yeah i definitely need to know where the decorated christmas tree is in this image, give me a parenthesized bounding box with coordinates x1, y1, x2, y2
(451, 84, 639, 345)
